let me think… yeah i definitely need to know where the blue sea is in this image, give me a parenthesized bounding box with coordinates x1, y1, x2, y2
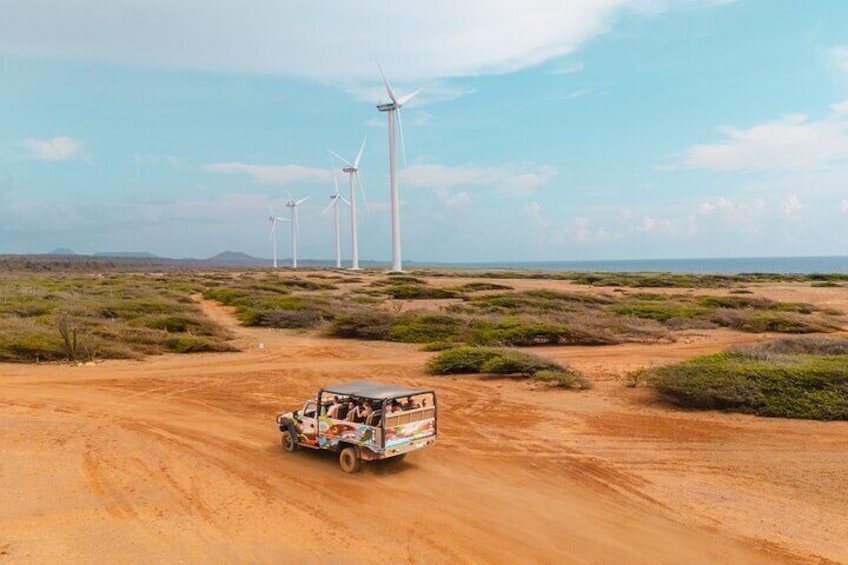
(440, 256, 848, 275)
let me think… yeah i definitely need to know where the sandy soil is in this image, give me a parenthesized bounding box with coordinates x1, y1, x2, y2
(2, 278, 847, 563)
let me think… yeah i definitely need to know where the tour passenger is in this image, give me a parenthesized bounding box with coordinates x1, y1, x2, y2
(326, 396, 341, 419)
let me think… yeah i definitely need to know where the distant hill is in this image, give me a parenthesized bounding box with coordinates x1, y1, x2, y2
(48, 248, 76, 256)
(205, 251, 266, 265)
(94, 251, 159, 258)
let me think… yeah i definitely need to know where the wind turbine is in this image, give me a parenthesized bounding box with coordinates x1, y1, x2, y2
(267, 204, 287, 269)
(285, 194, 309, 269)
(322, 166, 350, 269)
(330, 136, 367, 270)
(376, 65, 421, 273)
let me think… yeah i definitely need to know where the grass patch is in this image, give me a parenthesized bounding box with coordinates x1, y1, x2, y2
(644, 337, 848, 420)
(0, 273, 235, 362)
(534, 369, 593, 390)
(426, 346, 563, 376)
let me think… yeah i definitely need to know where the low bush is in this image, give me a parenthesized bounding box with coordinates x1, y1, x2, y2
(456, 282, 514, 292)
(479, 351, 562, 375)
(165, 336, 238, 353)
(326, 310, 395, 340)
(383, 284, 462, 300)
(261, 309, 325, 329)
(646, 343, 848, 420)
(426, 346, 563, 376)
(388, 313, 464, 343)
(426, 346, 504, 374)
(534, 369, 593, 390)
(606, 301, 710, 323)
(731, 336, 848, 357)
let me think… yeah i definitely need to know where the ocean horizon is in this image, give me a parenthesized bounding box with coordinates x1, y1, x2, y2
(435, 256, 848, 275)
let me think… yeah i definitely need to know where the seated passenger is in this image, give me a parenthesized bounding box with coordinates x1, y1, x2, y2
(335, 400, 350, 421)
(326, 396, 341, 419)
(347, 400, 367, 423)
(404, 396, 420, 410)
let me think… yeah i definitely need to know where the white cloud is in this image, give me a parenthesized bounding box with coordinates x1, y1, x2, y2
(402, 163, 557, 198)
(833, 100, 848, 117)
(831, 46, 848, 72)
(22, 136, 83, 161)
(203, 162, 329, 185)
(781, 194, 802, 216)
(433, 186, 470, 209)
(0, 1, 733, 85)
(677, 107, 848, 171)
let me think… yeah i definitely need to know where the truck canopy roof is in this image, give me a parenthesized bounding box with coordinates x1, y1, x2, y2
(321, 381, 430, 400)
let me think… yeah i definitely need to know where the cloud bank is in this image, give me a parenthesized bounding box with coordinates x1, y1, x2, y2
(0, 1, 732, 84)
(22, 136, 84, 161)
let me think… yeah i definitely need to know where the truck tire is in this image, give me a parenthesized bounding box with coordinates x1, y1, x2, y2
(339, 447, 361, 473)
(282, 430, 298, 452)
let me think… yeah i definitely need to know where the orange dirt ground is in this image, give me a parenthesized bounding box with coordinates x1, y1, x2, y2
(2, 278, 847, 563)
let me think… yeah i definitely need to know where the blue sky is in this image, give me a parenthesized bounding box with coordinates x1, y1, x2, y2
(1, 0, 847, 262)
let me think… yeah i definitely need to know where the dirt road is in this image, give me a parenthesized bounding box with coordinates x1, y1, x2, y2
(2, 293, 847, 563)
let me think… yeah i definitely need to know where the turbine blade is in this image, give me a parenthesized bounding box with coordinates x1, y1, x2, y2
(269, 220, 276, 240)
(396, 108, 408, 169)
(330, 150, 354, 168)
(331, 159, 341, 196)
(286, 190, 294, 203)
(377, 62, 397, 104)
(321, 200, 335, 216)
(268, 203, 276, 216)
(356, 172, 369, 213)
(354, 136, 367, 169)
(339, 195, 351, 206)
(296, 197, 309, 206)
(397, 88, 422, 107)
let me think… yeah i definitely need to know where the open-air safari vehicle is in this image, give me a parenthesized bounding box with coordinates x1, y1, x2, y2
(275, 381, 437, 473)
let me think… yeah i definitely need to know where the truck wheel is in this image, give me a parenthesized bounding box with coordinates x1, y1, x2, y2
(339, 447, 361, 473)
(282, 431, 298, 452)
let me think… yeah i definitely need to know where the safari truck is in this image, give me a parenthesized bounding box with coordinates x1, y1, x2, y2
(276, 381, 437, 472)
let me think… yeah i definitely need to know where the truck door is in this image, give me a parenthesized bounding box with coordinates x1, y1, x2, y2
(298, 400, 318, 443)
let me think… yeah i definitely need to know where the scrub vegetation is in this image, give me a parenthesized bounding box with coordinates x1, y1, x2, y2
(1, 261, 845, 364)
(640, 337, 848, 420)
(0, 272, 235, 362)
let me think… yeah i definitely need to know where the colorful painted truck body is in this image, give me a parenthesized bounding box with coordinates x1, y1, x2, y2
(275, 381, 437, 472)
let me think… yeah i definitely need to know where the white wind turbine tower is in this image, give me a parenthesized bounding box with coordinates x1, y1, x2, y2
(285, 194, 309, 269)
(267, 204, 287, 269)
(322, 166, 350, 269)
(376, 65, 421, 272)
(330, 137, 368, 270)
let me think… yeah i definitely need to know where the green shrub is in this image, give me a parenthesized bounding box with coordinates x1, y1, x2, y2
(716, 311, 837, 333)
(426, 346, 563, 376)
(468, 318, 565, 346)
(534, 370, 593, 390)
(165, 336, 238, 353)
(606, 301, 710, 322)
(261, 309, 325, 329)
(647, 349, 848, 420)
(479, 351, 562, 375)
(388, 313, 463, 343)
(326, 310, 395, 340)
(383, 284, 461, 300)
(425, 347, 503, 374)
(456, 282, 514, 292)
(419, 341, 456, 352)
